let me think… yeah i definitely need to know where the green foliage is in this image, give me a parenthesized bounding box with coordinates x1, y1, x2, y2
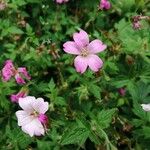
(61, 126, 89, 145)
(0, 0, 150, 149)
(96, 109, 116, 129)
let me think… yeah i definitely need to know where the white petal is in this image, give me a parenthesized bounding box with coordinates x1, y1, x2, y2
(21, 118, 45, 137)
(141, 104, 150, 112)
(18, 96, 35, 113)
(16, 110, 33, 126)
(32, 98, 49, 114)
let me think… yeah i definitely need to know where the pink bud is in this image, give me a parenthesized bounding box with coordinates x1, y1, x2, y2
(18, 67, 31, 80)
(132, 22, 141, 30)
(1, 60, 31, 84)
(10, 90, 28, 103)
(118, 88, 126, 96)
(56, 0, 69, 4)
(15, 74, 26, 84)
(99, 0, 111, 10)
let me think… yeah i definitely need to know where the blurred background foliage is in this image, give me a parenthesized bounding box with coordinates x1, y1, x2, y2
(0, 0, 150, 149)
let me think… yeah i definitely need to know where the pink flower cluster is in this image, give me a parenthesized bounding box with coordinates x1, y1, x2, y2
(2, 60, 31, 84)
(16, 96, 49, 137)
(55, 0, 69, 4)
(1, 60, 49, 137)
(63, 30, 107, 73)
(2, 60, 31, 103)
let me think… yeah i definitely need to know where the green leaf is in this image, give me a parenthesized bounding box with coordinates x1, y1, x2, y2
(132, 103, 145, 119)
(141, 126, 150, 139)
(97, 109, 116, 129)
(7, 26, 24, 34)
(61, 126, 90, 145)
(89, 84, 101, 99)
(6, 126, 32, 149)
(48, 79, 56, 91)
(128, 81, 150, 103)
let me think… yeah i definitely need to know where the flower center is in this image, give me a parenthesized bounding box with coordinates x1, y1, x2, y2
(81, 48, 89, 57)
(30, 111, 48, 124)
(31, 110, 38, 117)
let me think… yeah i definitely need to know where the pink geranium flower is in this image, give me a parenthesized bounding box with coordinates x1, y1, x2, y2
(16, 96, 49, 137)
(63, 30, 107, 73)
(1, 60, 31, 84)
(10, 89, 28, 103)
(56, 0, 69, 4)
(99, 0, 111, 10)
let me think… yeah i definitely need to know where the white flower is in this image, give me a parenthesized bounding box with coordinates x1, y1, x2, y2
(16, 96, 49, 137)
(141, 104, 150, 112)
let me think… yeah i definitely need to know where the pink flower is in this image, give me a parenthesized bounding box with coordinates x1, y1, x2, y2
(132, 22, 141, 30)
(63, 30, 106, 73)
(132, 16, 141, 30)
(99, 0, 111, 10)
(56, 0, 69, 4)
(2, 60, 14, 81)
(0, 1, 7, 11)
(118, 88, 126, 96)
(141, 104, 150, 112)
(1, 60, 31, 84)
(16, 96, 49, 137)
(10, 89, 28, 103)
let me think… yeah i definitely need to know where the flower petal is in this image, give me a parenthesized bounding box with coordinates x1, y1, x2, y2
(16, 110, 33, 126)
(15, 73, 26, 84)
(63, 41, 80, 55)
(99, 0, 111, 10)
(32, 98, 49, 114)
(74, 56, 88, 74)
(73, 30, 89, 48)
(10, 94, 18, 103)
(2, 60, 14, 81)
(87, 54, 103, 72)
(18, 67, 31, 80)
(21, 118, 44, 137)
(141, 104, 150, 112)
(10, 91, 27, 103)
(38, 114, 48, 124)
(88, 39, 107, 54)
(18, 96, 35, 113)
(56, 0, 63, 3)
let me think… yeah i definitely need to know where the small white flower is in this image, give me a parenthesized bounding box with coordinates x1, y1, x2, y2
(16, 96, 49, 137)
(141, 104, 150, 112)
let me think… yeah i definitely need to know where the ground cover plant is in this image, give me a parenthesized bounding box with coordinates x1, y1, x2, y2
(0, 0, 150, 149)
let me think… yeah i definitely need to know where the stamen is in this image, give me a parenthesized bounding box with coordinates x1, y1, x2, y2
(31, 110, 38, 117)
(81, 48, 89, 57)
